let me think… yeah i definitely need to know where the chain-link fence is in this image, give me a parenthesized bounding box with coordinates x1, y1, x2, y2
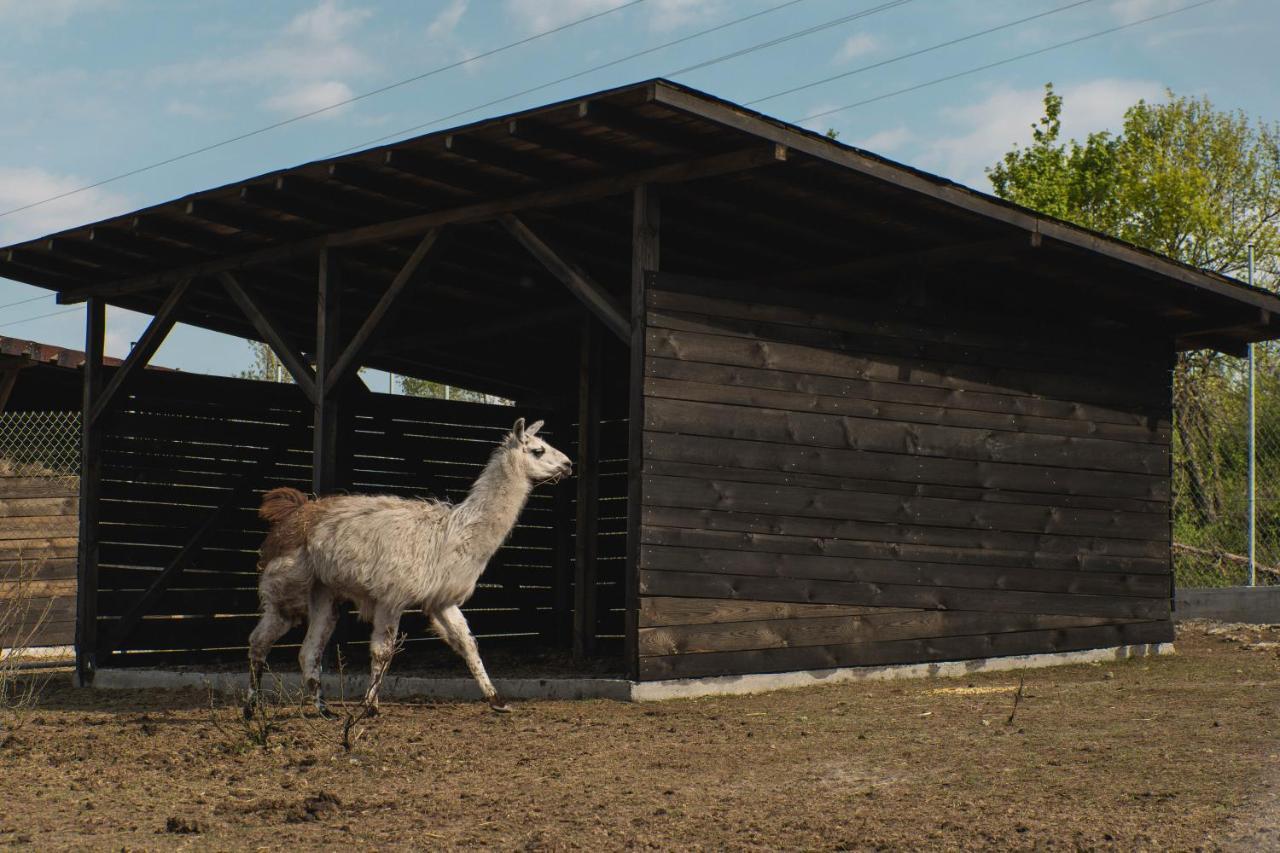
(1174, 345, 1280, 588)
(0, 411, 80, 479)
(0, 410, 80, 653)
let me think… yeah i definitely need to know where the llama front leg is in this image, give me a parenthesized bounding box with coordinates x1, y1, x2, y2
(363, 604, 402, 715)
(432, 605, 509, 712)
(299, 585, 340, 718)
(244, 605, 293, 719)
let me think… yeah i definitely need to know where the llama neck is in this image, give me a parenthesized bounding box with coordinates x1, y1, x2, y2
(450, 446, 532, 563)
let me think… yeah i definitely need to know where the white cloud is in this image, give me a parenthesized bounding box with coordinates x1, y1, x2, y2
(263, 80, 355, 117)
(856, 126, 914, 154)
(150, 0, 374, 111)
(917, 78, 1165, 189)
(834, 33, 879, 64)
(1108, 0, 1182, 23)
(650, 0, 722, 31)
(0, 167, 132, 245)
(164, 100, 220, 120)
(0, 0, 115, 32)
(427, 0, 469, 40)
(504, 0, 711, 33)
(287, 0, 371, 42)
(505, 0, 624, 32)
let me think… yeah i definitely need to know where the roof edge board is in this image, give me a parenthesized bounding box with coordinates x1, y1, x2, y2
(648, 80, 1280, 316)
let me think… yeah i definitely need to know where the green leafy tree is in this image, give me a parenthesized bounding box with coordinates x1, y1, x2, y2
(237, 341, 292, 383)
(988, 86, 1280, 584)
(988, 84, 1280, 281)
(398, 376, 500, 404)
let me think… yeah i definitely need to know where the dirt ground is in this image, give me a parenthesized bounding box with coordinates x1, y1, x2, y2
(1, 622, 1277, 851)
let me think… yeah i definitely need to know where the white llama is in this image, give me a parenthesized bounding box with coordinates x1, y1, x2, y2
(244, 417, 571, 716)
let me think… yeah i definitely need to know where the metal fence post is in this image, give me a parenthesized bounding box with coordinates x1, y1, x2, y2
(1248, 243, 1257, 587)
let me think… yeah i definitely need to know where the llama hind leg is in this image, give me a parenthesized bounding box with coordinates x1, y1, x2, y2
(362, 604, 402, 714)
(245, 606, 293, 718)
(432, 605, 509, 712)
(298, 586, 339, 718)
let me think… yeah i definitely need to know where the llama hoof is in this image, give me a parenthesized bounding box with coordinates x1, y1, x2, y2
(363, 703, 380, 718)
(488, 699, 513, 714)
(242, 702, 255, 721)
(315, 703, 337, 721)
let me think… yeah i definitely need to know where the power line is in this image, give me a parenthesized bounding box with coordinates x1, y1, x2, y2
(333, 0, 855, 154)
(0, 293, 51, 312)
(664, 0, 913, 77)
(0, 0, 647, 222)
(798, 0, 1222, 123)
(0, 306, 81, 329)
(746, 0, 1100, 106)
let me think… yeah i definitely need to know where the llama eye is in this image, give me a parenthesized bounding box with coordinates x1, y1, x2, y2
(531, 447, 545, 457)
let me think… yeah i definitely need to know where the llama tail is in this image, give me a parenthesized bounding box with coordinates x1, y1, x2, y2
(258, 486, 310, 524)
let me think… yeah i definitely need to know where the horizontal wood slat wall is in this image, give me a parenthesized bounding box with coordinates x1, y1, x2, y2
(0, 470, 78, 648)
(93, 370, 561, 667)
(638, 274, 1174, 681)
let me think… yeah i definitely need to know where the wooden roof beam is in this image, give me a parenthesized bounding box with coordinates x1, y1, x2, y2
(90, 227, 207, 266)
(508, 118, 634, 169)
(383, 149, 512, 196)
(56, 144, 788, 304)
(327, 162, 445, 208)
(576, 100, 712, 154)
(445, 133, 576, 184)
(652, 81, 1280, 317)
(131, 213, 260, 254)
(276, 175, 411, 222)
(499, 214, 629, 341)
(4, 248, 108, 283)
(239, 184, 365, 230)
(186, 199, 315, 240)
(45, 238, 142, 274)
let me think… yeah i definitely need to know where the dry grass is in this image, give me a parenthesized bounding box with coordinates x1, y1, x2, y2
(0, 622, 1276, 850)
(0, 557, 56, 744)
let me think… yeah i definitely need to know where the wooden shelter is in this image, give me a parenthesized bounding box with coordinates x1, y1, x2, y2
(3, 80, 1278, 687)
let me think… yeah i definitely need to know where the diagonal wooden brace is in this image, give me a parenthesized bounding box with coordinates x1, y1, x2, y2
(88, 278, 192, 427)
(220, 271, 319, 404)
(325, 228, 443, 396)
(499, 215, 629, 342)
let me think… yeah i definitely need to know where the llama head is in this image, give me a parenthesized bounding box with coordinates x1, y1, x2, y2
(507, 417, 572, 485)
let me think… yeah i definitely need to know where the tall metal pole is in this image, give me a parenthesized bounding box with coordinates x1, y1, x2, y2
(1248, 243, 1257, 587)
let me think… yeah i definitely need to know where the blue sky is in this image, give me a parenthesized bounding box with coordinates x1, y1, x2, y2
(0, 0, 1273, 377)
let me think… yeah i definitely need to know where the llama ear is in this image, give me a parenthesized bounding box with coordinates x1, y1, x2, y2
(512, 418, 526, 440)
(525, 419, 544, 437)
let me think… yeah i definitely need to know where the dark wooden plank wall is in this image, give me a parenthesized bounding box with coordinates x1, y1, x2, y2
(93, 369, 562, 667)
(581, 416, 629, 642)
(637, 274, 1175, 681)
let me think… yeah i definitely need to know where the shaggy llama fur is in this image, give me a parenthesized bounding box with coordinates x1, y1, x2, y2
(245, 417, 571, 715)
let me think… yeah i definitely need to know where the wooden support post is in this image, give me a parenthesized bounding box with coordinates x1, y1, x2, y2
(0, 367, 20, 414)
(573, 313, 602, 661)
(313, 248, 356, 662)
(313, 249, 343, 496)
(88, 278, 191, 426)
(74, 298, 105, 685)
(552, 432, 574, 649)
(627, 184, 658, 679)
